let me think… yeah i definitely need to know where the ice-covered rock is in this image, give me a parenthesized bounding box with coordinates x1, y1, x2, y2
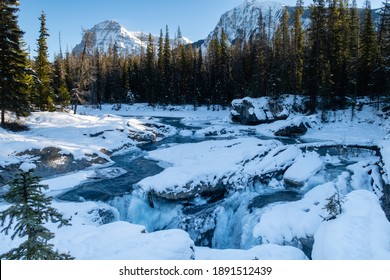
(231, 97, 288, 125)
(274, 123, 308, 137)
(284, 151, 323, 187)
(138, 138, 280, 200)
(253, 181, 339, 245)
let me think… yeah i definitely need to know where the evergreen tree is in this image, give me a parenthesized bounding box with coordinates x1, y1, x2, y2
(106, 42, 123, 103)
(304, 0, 328, 113)
(292, 0, 305, 93)
(0, 0, 31, 126)
(273, 6, 292, 96)
(358, 0, 379, 98)
(33, 11, 54, 111)
(162, 25, 172, 104)
(348, 0, 360, 103)
(52, 40, 70, 109)
(145, 33, 156, 104)
(377, 0, 390, 95)
(0, 164, 73, 260)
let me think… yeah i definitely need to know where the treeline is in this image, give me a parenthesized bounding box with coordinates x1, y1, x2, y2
(58, 0, 390, 113)
(1, 0, 390, 126)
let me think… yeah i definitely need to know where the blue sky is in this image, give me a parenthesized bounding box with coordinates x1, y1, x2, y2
(18, 0, 383, 59)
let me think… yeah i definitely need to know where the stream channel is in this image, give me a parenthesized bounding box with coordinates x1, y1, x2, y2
(56, 116, 379, 257)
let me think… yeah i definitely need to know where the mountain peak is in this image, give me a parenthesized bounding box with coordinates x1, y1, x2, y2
(73, 20, 192, 55)
(202, 0, 286, 49)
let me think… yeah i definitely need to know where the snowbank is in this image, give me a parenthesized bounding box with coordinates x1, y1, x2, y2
(312, 190, 390, 260)
(284, 151, 323, 187)
(253, 174, 349, 244)
(137, 138, 280, 199)
(0, 201, 195, 260)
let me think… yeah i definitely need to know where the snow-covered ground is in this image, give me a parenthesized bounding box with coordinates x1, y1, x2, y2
(1, 102, 390, 260)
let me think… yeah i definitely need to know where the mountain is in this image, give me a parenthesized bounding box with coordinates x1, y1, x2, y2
(201, 0, 381, 49)
(73, 20, 192, 55)
(201, 1, 287, 49)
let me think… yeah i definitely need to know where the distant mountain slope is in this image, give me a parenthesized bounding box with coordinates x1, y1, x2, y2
(73, 20, 191, 55)
(201, 0, 380, 49)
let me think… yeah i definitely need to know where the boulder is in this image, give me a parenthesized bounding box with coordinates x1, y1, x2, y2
(274, 123, 308, 137)
(231, 97, 288, 125)
(0, 147, 109, 188)
(147, 179, 228, 201)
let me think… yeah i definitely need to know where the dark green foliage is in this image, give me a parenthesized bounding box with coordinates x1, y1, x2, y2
(322, 190, 345, 221)
(0, 167, 73, 260)
(33, 12, 54, 111)
(0, 0, 31, 125)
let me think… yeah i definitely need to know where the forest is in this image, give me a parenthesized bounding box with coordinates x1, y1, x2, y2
(1, 0, 390, 127)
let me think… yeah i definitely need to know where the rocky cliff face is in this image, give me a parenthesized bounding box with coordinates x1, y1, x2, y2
(201, 0, 380, 49)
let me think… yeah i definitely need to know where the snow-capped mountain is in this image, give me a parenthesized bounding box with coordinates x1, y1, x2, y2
(73, 20, 192, 55)
(201, 1, 300, 49)
(200, 0, 380, 49)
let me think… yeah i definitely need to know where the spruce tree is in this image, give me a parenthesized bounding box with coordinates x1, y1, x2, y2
(33, 11, 54, 111)
(0, 0, 31, 126)
(293, 0, 305, 94)
(162, 25, 172, 104)
(358, 0, 379, 98)
(0, 164, 73, 260)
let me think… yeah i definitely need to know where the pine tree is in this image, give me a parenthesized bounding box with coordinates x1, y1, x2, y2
(358, 0, 379, 99)
(377, 0, 390, 95)
(0, 0, 31, 126)
(162, 25, 172, 104)
(273, 6, 292, 96)
(0, 164, 73, 260)
(53, 39, 70, 109)
(145, 33, 156, 104)
(33, 11, 54, 111)
(349, 0, 360, 104)
(293, 0, 305, 93)
(305, 0, 328, 113)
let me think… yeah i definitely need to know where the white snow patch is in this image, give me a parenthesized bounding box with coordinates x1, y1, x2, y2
(284, 151, 323, 185)
(312, 190, 390, 260)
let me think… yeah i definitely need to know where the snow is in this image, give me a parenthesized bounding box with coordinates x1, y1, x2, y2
(253, 180, 341, 244)
(0, 201, 195, 260)
(137, 138, 279, 195)
(284, 151, 323, 185)
(0, 101, 389, 260)
(312, 190, 390, 260)
(19, 162, 37, 172)
(379, 140, 390, 184)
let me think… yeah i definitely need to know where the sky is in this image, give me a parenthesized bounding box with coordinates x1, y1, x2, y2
(18, 0, 384, 59)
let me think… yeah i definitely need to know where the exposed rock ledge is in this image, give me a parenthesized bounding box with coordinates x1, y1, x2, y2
(0, 147, 109, 188)
(231, 97, 288, 125)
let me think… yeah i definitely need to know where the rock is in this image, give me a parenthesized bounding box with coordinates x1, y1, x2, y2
(274, 123, 308, 137)
(0, 147, 109, 188)
(148, 179, 228, 201)
(231, 97, 288, 125)
(284, 152, 323, 188)
(248, 191, 301, 209)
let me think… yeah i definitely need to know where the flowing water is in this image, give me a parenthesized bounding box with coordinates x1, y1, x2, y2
(56, 116, 380, 255)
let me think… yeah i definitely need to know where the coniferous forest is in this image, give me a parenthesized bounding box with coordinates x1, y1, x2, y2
(1, 0, 390, 126)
